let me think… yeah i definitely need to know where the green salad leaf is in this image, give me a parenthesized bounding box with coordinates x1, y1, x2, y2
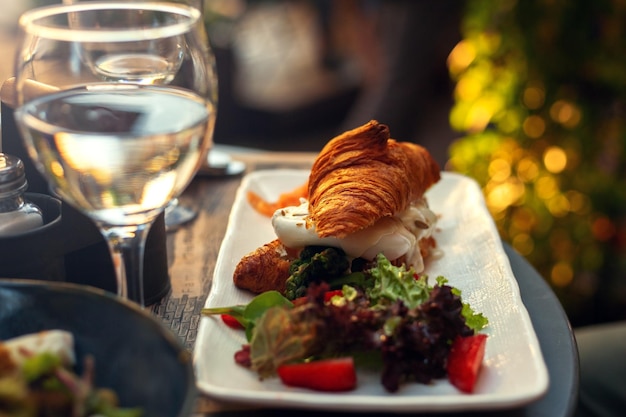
(367, 253, 431, 309)
(202, 290, 293, 340)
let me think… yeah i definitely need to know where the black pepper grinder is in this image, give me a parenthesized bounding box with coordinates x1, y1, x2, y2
(0, 153, 43, 236)
(0, 152, 64, 282)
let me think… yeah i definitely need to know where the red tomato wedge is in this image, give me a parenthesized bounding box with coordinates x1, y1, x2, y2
(220, 314, 244, 330)
(323, 289, 343, 303)
(447, 334, 487, 393)
(277, 357, 357, 392)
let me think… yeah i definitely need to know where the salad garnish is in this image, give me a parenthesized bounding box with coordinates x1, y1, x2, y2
(202, 251, 489, 393)
(0, 331, 142, 417)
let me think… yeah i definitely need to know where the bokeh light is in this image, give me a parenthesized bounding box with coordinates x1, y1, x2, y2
(447, 0, 626, 325)
(543, 146, 567, 173)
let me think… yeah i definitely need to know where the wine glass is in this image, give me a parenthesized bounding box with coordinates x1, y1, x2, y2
(13, 2, 217, 306)
(63, 0, 208, 234)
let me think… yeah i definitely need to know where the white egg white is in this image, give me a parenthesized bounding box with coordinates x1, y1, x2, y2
(271, 198, 437, 272)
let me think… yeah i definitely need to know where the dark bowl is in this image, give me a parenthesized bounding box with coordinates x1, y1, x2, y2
(0, 279, 196, 417)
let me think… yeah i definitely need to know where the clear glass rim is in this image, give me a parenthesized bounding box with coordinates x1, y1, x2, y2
(18, 1, 201, 43)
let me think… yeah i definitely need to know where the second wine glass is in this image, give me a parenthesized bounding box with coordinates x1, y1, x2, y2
(13, 1, 218, 306)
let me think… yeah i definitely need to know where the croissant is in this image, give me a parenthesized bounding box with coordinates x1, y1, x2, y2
(233, 239, 298, 294)
(306, 120, 440, 238)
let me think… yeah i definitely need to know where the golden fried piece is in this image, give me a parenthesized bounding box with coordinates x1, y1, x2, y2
(307, 120, 440, 238)
(233, 239, 298, 294)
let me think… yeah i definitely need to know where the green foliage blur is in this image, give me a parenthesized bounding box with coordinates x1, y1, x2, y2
(447, 0, 626, 326)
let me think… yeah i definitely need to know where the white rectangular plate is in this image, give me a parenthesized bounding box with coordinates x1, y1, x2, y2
(193, 170, 549, 413)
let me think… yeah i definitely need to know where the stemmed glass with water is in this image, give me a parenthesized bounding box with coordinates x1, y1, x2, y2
(13, 2, 217, 306)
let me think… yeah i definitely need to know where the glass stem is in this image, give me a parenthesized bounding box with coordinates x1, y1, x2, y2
(101, 222, 153, 307)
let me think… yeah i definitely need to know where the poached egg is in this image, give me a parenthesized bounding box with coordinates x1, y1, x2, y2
(272, 198, 437, 272)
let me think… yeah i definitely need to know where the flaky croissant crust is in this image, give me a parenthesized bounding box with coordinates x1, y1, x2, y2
(307, 120, 440, 238)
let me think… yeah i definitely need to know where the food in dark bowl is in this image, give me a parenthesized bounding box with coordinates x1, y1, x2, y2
(0, 279, 196, 417)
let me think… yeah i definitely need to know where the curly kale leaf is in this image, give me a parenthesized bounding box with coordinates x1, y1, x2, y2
(366, 253, 431, 309)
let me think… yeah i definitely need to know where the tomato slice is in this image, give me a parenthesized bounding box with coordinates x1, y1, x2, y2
(324, 289, 344, 303)
(277, 357, 357, 392)
(220, 314, 244, 330)
(447, 334, 487, 393)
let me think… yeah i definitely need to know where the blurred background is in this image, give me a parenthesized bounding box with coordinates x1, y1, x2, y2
(2, 0, 625, 327)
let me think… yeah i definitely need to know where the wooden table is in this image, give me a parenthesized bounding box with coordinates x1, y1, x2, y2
(150, 149, 579, 417)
